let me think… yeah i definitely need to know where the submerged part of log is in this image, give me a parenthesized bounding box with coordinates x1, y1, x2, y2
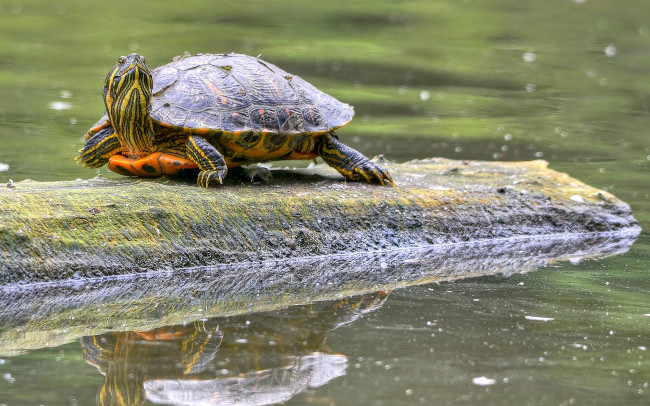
(0, 158, 639, 285)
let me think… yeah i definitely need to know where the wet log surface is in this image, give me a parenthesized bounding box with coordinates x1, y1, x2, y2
(0, 158, 639, 285)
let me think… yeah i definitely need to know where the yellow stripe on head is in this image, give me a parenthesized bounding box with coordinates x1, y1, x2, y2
(103, 54, 154, 158)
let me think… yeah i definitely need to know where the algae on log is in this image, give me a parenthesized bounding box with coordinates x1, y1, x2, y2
(0, 158, 640, 284)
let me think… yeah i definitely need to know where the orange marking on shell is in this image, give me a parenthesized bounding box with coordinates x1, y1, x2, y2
(258, 109, 265, 116)
(133, 330, 186, 341)
(157, 153, 197, 174)
(309, 109, 314, 123)
(108, 153, 197, 177)
(108, 155, 138, 176)
(271, 81, 282, 98)
(203, 79, 228, 105)
(131, 153, 164, 177)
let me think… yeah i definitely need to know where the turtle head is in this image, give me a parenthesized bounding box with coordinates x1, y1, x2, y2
(103, 53, 154, 158)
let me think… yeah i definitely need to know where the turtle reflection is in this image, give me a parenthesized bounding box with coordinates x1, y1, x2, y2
(81, 291, 388, 406)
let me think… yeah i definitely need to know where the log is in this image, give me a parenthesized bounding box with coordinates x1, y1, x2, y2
(0, 158, 641, 355)
(0, 158, 639, 285)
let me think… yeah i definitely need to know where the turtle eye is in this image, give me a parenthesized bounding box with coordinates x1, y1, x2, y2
(118, 57, 126, 65)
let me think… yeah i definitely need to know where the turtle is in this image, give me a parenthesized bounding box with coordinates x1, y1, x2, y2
(76, 53, 394, 187)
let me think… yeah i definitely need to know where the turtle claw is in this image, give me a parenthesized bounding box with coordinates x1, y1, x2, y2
(319, 134, 395, 187)
(197, 169, 227, 187)
(186, 135, 228, 188)
(352, 160, 394, 187)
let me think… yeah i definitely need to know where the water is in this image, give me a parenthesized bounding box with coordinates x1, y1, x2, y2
(1, 0, 649, 404)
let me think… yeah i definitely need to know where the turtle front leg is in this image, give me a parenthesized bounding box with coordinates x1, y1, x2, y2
(76, 126, 121, 168)
(318, 133, 394, 186)
(186, 135, 228, 187)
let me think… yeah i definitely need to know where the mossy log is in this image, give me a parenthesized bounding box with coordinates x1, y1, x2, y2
(0, 158, 641, 355)
(0, 158, 639, 285)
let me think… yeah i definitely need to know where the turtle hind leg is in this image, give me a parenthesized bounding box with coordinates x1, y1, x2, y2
(318, 133, 394, 186)
(186, 135, 228, 187)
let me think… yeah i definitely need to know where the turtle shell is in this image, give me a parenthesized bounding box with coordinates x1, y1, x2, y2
(150, 54, 354, 137)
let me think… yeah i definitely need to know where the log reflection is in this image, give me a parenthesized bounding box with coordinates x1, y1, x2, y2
(81, 291, 388, 406)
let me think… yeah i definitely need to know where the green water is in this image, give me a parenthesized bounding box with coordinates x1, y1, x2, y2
(1, 0, 649, 404)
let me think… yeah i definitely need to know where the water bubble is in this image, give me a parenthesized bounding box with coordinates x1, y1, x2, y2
(60, 90, 73, 99)
(3, 373, 14, 383)
(419, 90, 430, 101)
(522, 52, 536, 63)
(69, 118, 77, 125)
(0, 163, 9, 172)
(49, 101, 72, 110)
(397, 86, 408, 95)
(405, 389, 414, 396)
(525, 84, 536, 92)
(524, 315, 555, 322)
(454, 147, 462, 153)
(472, 376, 496, 386)
(604, 44, 617, 57)
(504, 134, 512, 141)
(534, 151, 544, 158)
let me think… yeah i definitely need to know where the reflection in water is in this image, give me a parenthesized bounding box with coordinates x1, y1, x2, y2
(81, 292, 388, 406)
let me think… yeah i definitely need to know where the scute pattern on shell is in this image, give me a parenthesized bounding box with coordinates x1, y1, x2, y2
(150, 53, 354, 135)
